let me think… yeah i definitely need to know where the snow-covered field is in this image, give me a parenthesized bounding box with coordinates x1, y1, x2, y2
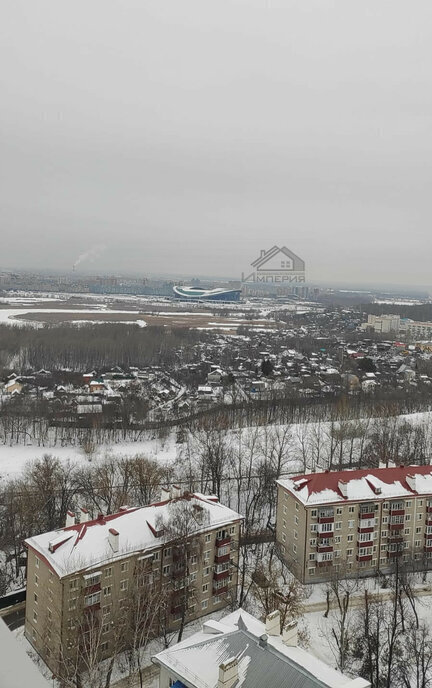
(2, 409, 432, 481)
(0, 434, 180, 479)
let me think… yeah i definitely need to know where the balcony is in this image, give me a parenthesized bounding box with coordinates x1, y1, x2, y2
(359, 511, 374, 520)
(173, 566, 186, 580)
(317, 560, 333, 568)
(214, 552, 230, 564)
(388, 522, 404, 531)
(318, 508, 334, 524)
(389, 503, 405, 516)
(84, 582, 101, 594)
(388, 550, 402, 558)
(426, 504, 432, 513)
(215, 535, 231, 548)
(357, 539, 373, 548)
(213, 583, 229, 595)
(213, 570, 230, 582)
(356, 554, 373, 562)
(317, 545, 333, 553)
(317, 531, 334, 539)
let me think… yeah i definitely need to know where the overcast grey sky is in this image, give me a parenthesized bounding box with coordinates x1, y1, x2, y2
(1, 1, 432, 286)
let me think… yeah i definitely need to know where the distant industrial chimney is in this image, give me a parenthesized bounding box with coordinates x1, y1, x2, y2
(65, 511, 75, 528)
(218, 656, 239, 688)
(108, 528, 119, 553)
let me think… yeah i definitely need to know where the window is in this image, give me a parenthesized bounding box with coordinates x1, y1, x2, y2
(103, 586, 111, 596)
(204, 566, 210, 577)
(283, 519, 287, 528)
(419, 500, 423, 507)
(102, 623, 110, 635)
(383, 503, 389, 509)
(281, 533, 286, 542)
(347, 549, 353, 556)
(336, 507, 343, 515)
(104, 567, 112, 578)
(294, 530, 298, 539)
(85, 592, 101, 607)
(35, 557, 40, 569)
(348, 506, 355, 513)
(69, 598, 77, 611)
(404, 528, 410, 535)
(348, 520, 354, 529)
(382, 516, 389, 524)
(152, 551, 160, 562)
(47, 609, 52, 621)
(335, 521, 342, 530)
(311, 509, 317, 518)
(416, 527, 422, 534)
(405, 514, 411, 522)
(213, 595, 222, 604)
(309, 553, 316, 561)
(35, 574, 39, 586)
(381, 544, 386, 551)
(295, 515, 299, 525)
(102, 604, 112, 617)
(33, 611, 37, 623)
(382, 530, 387, 538)
(334, 536, 341, 544)
(121, 561, 129, 572)
(229, 526, 236, 536)
(67, 618, 76, 630)
(415, 540, 421, 547)
(309, 538, 317, 546)
(205, 534, 211, 542)
(189, 554, 197, 565)
(202, 583, 209, 593)
(308, 568, 315, 576)
(310, 524, 317, 532)
(204, 550, 211, 561)
(418, 514, 423, 521)
(69, 578, 78, 590)
(283, 506, 287, 515)
(34, 593, 38, 603)
(406, 501, 412, 508)
(163, 565, 170, 576)
(190, 572, 197, 582)
(347, 534, 353, 542)
(293, 544, 297, 554)
(201, 600, 208, 610)
(295, 502, 299, 511)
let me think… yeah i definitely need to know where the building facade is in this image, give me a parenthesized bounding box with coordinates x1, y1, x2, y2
(276, 466, 432, 583)
(360, 314, 401, 333)
(24, 489, 242, 677)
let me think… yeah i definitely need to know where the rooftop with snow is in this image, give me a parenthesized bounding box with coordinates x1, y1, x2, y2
(277, 465, 432, 506)
(152, 608, 370, 688)
(25, 491, 242, 578)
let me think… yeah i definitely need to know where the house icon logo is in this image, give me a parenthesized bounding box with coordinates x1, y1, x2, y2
(242, 245, 306, 283)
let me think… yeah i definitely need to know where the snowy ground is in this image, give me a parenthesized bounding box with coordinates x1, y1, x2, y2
(2, 408, 432, 481)
(0, 433, 180, 480)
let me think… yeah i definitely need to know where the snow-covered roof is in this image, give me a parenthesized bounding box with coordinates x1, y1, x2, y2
(25, 494, 242, 578)
(277, 465, 432, 506)
(152, 609, 369, 688)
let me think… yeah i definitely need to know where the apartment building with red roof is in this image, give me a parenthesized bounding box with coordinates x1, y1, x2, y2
(276, 465, 432, 583)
